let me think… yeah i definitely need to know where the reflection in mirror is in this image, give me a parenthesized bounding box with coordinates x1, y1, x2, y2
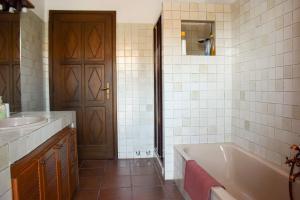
(0, 13, 21, 112)
(0, 9, 46, 112)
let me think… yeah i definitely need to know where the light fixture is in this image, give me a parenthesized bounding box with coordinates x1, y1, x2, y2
(21, 7, 27, 13)
(0, 0, 4, 11)
(8, 6, 14, 13)
(0, 0, 34, 13)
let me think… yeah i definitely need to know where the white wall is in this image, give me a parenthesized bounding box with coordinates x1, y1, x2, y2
(44, 0, 162, 23)
(117, 24, 154, 158)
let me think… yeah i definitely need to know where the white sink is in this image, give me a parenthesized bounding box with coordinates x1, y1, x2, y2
(0, 116, 48, 130)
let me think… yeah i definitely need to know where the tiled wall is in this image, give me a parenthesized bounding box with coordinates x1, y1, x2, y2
(116, 24, 154, 158)
(232, 0, 300, 170)
(20, 11, 45, 111)
(162, 0, 233, 179)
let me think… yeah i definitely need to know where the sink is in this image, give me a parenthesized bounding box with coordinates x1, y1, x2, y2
(0, 116, 48, 130)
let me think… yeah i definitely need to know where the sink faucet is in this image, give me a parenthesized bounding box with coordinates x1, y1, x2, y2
(286, 144, 300, 200)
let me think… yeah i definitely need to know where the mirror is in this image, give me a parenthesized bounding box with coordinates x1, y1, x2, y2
(0, 10, 46, 112)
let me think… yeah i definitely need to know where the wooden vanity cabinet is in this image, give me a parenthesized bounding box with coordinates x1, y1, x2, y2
(11, 128, 79, 200)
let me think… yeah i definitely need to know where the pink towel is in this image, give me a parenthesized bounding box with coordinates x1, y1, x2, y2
(184, 160, 224, 200)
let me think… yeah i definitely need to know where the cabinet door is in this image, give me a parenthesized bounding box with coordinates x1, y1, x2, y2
(11, 161, 40, 200)
(68, 130, 79, 197)
(39, 148, 60, 200)
(57, 137, 70, 200)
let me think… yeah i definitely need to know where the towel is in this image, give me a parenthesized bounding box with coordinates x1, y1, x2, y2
(184, 160, 224, 200)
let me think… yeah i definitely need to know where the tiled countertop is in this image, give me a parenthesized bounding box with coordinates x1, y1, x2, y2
(0, 111, 76, 200)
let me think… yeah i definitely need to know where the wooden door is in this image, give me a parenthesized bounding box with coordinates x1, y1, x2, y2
(153, 16, 163, 163)
(0, 13, 21, 112)
(50, 11, 117, 160)
(39, 148, 60, 200)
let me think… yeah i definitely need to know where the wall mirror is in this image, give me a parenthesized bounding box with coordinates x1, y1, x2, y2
(0, 9, 45, 112)
(181, 20, 216, 56)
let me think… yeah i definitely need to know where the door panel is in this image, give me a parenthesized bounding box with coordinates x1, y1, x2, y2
(63, 65, 82, 105)
(13, 64, 21, 111)
(58, 138, 70, 200)
(84, 23, 105, 61)
(84, 107, 106, 145)
(11, 161, 40, 200)
(40, 148, 60, 200)
(85, 65, 105, 103)
(12, 21, 20, 62)
(0, 65, 10, 102)
(51, 12, 116, 160)
(62, 23, 82, 62)
(0, 22, 9, 63)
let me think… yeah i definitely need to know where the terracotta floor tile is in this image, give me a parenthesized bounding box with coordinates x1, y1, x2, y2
(130, 159, 153, 167)
(132, 186, 168, 200)
(73, 189, 99, 200)
(79, 168, 105, 177)
(107, 159, 131, 168)
(101, 175, 132, 189)
(99, 188, 133, 200)
(73, 159, 183, 200)
(79, 176, 101, 190)
(131, 166, 156, 175)
(105, 166, 131, 176)
(81, 160, 107, 169)
(132, 175, 162, 187)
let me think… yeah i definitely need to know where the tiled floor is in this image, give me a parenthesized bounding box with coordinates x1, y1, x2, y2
(73, 159, 184, 200)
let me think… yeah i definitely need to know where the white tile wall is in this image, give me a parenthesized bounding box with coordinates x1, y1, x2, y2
(117, 24, 155, 159)
(162, 0, 233, 179)
(232, 0, 300, 170)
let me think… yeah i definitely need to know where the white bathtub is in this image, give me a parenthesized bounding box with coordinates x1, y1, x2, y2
(174, 143, 300, 200)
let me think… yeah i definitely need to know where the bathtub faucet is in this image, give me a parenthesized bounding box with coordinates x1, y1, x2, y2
(286, 144, 300, 182)
(286, 145, 300, 200)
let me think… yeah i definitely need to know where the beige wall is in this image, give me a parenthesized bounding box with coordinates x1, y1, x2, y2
(232, 0, 300, 170)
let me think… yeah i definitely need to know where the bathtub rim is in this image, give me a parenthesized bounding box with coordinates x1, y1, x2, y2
(174, 142, 292, 180)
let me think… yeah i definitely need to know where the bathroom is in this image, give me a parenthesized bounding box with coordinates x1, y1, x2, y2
(0, 0, 299, 199)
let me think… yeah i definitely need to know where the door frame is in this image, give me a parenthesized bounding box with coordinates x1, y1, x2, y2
(48, 10, 118, 159)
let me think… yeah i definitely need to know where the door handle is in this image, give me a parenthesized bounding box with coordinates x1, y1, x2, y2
(101, 83, 110, 99)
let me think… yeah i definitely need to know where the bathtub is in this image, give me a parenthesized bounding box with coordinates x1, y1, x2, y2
(174, 143, 300, 200)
